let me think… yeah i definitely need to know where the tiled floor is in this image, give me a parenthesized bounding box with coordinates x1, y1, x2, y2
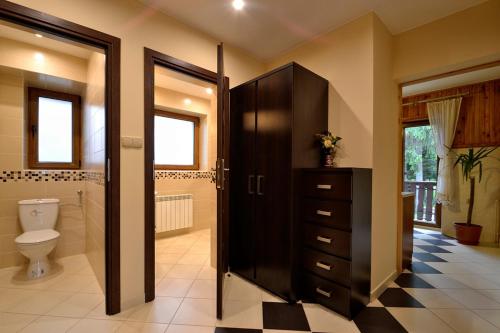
(1, 227, 500, 332)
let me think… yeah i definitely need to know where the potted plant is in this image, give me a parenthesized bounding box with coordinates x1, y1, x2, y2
(453, 146, 497, 245)
(315, 131, 341, 167)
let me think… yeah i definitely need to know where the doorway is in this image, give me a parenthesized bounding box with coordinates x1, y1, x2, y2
(0, 1, 121, 315)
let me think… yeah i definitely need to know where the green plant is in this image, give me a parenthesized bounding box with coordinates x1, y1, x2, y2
(315, 131, 341, 154)
(453, 147, 497, 225)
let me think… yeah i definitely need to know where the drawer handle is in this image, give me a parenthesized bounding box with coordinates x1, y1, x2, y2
(316, 287, 332, 298)
(316, 184, 332, 190)
(316, 210, 332, 217)
(316, 261, 332, 271)
(316, 235, 332, 244)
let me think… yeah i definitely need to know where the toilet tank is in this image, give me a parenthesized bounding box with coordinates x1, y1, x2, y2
(18, 199, 60, 231)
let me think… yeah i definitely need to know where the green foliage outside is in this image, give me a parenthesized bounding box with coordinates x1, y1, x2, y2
(404, 126, 437, 181)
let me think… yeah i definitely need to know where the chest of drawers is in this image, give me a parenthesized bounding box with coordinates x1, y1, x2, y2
(299, 168, 372, 319)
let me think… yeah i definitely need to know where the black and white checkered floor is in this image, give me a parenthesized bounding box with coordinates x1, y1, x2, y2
(216, 227, 500, 333)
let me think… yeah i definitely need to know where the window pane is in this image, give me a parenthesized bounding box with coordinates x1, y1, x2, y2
(38, 97, 73, 163)
(155, 115, 195, 166)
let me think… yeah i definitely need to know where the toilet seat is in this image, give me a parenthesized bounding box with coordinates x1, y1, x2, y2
(15, 229, 60, 245)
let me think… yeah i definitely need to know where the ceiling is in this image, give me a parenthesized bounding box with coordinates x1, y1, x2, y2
(0, 20, 96, 59)
(155, 65, 216, 100)
(140, 0, 486, 60)
(402, 65, 500, 97)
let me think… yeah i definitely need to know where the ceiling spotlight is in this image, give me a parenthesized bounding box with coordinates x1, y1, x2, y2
(34, 52, 44, 62)
(232, 0, 245, 10)
(183, 98, 192, 106)
(34, 33, 43, 38)
(205, 88, 213, 95)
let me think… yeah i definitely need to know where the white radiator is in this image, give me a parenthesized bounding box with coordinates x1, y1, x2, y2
(155, 194, 193, 233)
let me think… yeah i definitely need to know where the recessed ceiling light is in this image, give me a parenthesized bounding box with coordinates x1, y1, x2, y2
(205, 88, 213, 95)
(184, 98, 192, 106)
(34, 52, 44, 62)
(232, 0, 245, 10)
(34, 33, 43, 38)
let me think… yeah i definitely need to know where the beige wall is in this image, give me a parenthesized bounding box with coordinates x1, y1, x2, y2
(9, 0, 266, 309)
(442, 148, 500, 244)
(83, 52, 106, 290)
(0, 71, 86, 268)
(393, 0, 500, 82)
(0, 37, 87, 83)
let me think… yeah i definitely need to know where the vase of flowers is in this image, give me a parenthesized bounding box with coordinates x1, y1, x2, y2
(315, 131, 342, 167)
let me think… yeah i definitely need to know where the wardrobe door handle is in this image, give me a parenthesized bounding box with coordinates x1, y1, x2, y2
(316, 261, 332, 271)
(248, 175, 255, 194)
(316, 184, 332, 190)
(315, 287, 332, 298)
(316, 235, 332, 244)
(316, 210, 332, 217)
(257, 175, 264, 195)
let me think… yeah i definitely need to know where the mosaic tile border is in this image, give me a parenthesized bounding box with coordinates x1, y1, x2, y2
(155, 170, 216, 183)
(86, 171, 105, 186)
(1, 170, 86, 183)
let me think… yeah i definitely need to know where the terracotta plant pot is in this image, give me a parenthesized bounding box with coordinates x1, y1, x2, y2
(454, 222, 482, 245)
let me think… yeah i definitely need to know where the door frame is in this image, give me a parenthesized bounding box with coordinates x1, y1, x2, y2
(0, 0, 121, 314)
(143, 48, 220, 302)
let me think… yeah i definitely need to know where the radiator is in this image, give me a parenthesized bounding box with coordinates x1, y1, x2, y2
(155, 194, 193, 233)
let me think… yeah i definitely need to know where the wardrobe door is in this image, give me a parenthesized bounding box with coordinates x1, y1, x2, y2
(229, 82, 256, 281)
(255, 67, 294, 299)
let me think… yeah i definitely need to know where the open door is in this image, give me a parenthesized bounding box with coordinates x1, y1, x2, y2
(216, 43, 230, 319)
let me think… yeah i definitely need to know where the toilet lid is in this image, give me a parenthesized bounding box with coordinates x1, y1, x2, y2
(15, 229, 60, 244)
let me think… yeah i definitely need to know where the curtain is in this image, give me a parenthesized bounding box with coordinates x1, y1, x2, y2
(427, 98, 462, 206)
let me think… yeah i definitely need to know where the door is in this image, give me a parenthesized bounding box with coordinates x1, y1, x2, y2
(255, 67, 293, 300)
(229, 82, 257, 281)
(216, 43, 230, 319)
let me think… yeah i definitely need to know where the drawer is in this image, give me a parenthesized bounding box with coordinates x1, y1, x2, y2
(302, 247, 351, 287)
(301, 272, 351, 318)
(304, 199, 351, 230)
(303, 172, 351, 200)
(303, 223, 351, 259)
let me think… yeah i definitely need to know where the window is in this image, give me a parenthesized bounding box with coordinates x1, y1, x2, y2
(154, 110, 199, 170)
(28, 88, 81, 169)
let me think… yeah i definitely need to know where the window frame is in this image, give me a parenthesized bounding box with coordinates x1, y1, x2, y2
(154, 109, 200, 170)
(27, 87, 81, 170)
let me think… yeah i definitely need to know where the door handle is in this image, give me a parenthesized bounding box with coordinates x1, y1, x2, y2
(316, 184, 332, 190)
(316, 235, 332, 244)
(315, 287, 332, 298)
(216, 158, 226, 190)
(257, 175, 264, 195)
(248, 175, 255, 194)
(316, 261, 332, 271)
(316, 210, 332, 217)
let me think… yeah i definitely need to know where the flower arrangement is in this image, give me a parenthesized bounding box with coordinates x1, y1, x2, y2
(315, 131, 341, 167)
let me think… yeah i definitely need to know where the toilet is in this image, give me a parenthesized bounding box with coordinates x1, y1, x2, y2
(15, 199, 60, 279)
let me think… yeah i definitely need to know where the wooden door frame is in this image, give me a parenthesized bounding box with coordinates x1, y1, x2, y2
(0, 0, 121, 315)
(143, 48, 221, 302)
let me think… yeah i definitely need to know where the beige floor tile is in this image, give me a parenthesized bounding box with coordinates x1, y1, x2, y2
(156, 264, 173, 279)
(171, 298, 216, 326)
(156, 253, 184, 265)
(442, 289, 500, 309)
(387, 308, 455, 333)
(303, 303, 360, 332)
(196, 266, 216, 280)
(9, 290, 72, 314)
(0, 287, 38, 311)
(446, 273, 500, 290)
(479, 290, 500, 303)
(417, 274, 469, 289)
(0, 312, 38, 333)
(127, 296, 182, 323)
(156, 278, 194, 297)
(224, 275, 262, 301)
(68, 318, 123, 333)
(20, 315, 79, 333)
(186, 279, 216, 299)
(166, 265, 202, 279)
(474, 310, 500, 329)
(177, 254, 209, 265)
(404, 288, 465, 309)
(261, 290, 285, 303)
(47, 292, 104, 317)
(431, 308, 500, 333)
(116, 321, 168, 333)
(165, 324, 214, 333)
(47, 274, 95, 292)
(86, 301, 134, 321)
(216, 300, 262, 329)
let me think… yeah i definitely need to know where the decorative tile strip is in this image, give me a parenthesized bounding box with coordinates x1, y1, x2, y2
(1, 170, 86, 183)
(85, 171, 105, 186)
(155, 170, 216, 183)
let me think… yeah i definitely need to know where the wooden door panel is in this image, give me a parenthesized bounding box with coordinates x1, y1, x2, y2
(255, 67, 294, 299)
(229, 82, 256, 281)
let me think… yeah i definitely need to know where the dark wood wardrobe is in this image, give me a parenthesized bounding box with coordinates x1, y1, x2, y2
(229, 63, 328, 301)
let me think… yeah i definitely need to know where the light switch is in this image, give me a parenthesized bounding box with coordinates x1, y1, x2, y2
(121, 136, 143, 149)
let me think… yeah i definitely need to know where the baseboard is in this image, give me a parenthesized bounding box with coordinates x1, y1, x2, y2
(370, 270, 399, 301)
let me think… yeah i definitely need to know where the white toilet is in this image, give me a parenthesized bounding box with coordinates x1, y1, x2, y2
(15, 199, 60, 279)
